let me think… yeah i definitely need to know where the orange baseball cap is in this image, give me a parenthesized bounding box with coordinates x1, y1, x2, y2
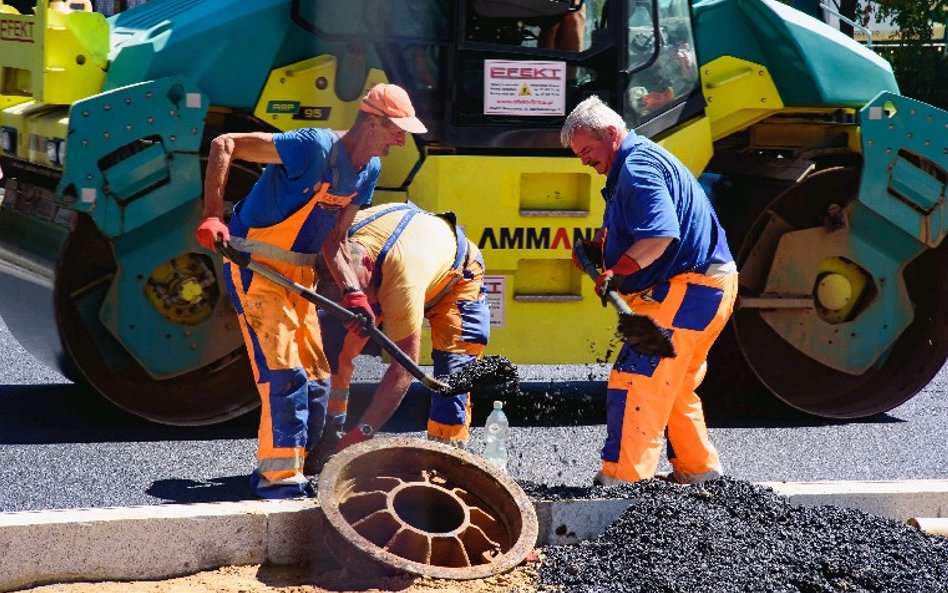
(359, 83, 428, 134)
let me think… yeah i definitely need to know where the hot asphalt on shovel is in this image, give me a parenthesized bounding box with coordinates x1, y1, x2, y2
(573, 241, 676, 359)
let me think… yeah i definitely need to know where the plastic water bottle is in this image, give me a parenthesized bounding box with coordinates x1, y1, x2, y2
(483, 400, 509, 471)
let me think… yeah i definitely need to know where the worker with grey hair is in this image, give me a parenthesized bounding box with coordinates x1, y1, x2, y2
(561, 95, 738, 485)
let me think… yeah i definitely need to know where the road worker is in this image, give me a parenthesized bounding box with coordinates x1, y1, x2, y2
(561, 95, 738, 485)
(194, 84, 427, 498)
(311, 202, 490, 467)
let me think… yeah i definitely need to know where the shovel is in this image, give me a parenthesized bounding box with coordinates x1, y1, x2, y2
(216, 240, 452, 392)
(573, 241, 676, 358)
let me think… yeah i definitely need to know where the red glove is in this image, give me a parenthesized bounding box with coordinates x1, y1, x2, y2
(594, 269, 616, 302)
(195, 217, 229, 251)
(342, 290, 375, 336)
(335, 427, 371, 453)
(595, 255, 641, 306)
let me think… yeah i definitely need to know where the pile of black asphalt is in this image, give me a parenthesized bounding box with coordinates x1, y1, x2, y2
(521, 477, 948, 593)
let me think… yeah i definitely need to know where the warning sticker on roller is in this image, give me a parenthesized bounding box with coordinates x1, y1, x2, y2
(483, 275, 506, 328)
(484, 60, 566, 116)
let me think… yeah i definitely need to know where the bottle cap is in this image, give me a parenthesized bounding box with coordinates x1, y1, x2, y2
(493, 400, 503, 409)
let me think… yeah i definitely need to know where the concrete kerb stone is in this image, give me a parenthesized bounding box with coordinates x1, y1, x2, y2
(0, 499, 319, 592)
(764, 479, 948, 523)
(1, 480, 947, 592)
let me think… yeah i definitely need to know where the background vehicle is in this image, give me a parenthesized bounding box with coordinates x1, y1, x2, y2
(1, 0, 945, 424)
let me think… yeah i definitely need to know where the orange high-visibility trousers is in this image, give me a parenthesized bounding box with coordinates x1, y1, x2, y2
(600, 270, 738, 483)
(225, 257, 332, 498)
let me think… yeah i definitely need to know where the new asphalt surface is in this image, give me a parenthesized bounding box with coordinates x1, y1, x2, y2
(0, 313, 946, 513)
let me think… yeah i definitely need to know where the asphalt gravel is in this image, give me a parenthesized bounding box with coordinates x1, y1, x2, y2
(534, 477, 948, 593)
(438, 354, 520, 397)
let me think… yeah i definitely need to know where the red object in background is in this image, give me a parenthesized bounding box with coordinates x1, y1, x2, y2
(643, 87, 675, 111)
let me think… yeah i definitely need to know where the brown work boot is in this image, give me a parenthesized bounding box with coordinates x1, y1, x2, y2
(664, 468, 722, 484)
(427, 434, 468, 450)
(304, 422, 345, 476)
(592, 470, 635, 487)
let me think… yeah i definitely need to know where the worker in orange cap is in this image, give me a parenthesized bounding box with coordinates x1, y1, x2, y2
(562, 95, 738, 486)
(195, 83, 427, 499)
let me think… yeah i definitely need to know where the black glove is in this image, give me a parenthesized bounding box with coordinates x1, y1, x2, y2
(571, 239, 602, 271)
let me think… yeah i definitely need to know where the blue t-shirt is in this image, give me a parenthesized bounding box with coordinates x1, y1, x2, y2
(601, 133, 733, 293)
(232, 128, 379, 252)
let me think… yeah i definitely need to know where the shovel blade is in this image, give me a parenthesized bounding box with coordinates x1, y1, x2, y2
(618, 313, 677, 358)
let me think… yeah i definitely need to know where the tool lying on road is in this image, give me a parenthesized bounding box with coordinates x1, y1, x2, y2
(573, 241, 676, 358)
(216, 240, 452, 392)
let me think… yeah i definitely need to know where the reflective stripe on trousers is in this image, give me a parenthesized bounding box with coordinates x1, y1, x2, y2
(224, 259, 331, 498)
(600, 270, 738, 483)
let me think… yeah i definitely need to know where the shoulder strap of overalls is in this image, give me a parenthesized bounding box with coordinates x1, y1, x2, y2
(348, 203, 421, 291)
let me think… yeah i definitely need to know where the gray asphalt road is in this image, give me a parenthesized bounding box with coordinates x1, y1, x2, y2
(0, 313, 945, 513)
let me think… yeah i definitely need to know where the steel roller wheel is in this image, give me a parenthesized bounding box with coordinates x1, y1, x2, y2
(731, 167, 948, 418)
(55, 212, 258, 425)
(53, 157, 261, 426)
(318, 437, 538, 580)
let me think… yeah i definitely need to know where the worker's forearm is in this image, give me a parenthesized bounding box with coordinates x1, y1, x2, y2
(324, 241, 361, 290)
(321, 204, 362, 291)
(335, 333, 370, 389)
(202, 136, 234, 219)
(203, 133, 281, 220)
(357, 333, 420, 430)
(358, 364, 414, 431)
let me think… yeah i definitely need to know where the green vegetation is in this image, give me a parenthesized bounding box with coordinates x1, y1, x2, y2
(866, 1, 947, 108)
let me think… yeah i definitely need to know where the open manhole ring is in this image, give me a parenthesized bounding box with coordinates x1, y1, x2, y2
(317, 436, 538, 580)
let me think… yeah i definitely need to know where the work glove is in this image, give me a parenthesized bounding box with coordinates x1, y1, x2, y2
(195, 217, 229, 251)
(341, 290, 375, 336)
(571, 239, 602, 271)
(594, 254, 641, 307)
(594, 270, 617, 307)
(335, 426, 372, 453)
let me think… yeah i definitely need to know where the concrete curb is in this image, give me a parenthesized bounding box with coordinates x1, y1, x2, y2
(765, 479, 948, 522)
(2, 480, 947, 592)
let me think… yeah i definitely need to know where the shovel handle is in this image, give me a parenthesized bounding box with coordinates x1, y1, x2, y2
(572, 241, 633, 315)
(216, 241, 450, 392)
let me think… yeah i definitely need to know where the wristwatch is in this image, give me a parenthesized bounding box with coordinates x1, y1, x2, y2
(357, 422, 375, 437)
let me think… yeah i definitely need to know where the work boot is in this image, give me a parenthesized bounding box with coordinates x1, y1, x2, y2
(592, 470, 635, 487)
(667, 468, 722, 484)
(303, 449, 328, 477)
(427, 434, 467, 450)
(304, 422, 345, 477)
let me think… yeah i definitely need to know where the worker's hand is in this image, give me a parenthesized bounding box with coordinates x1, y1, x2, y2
(594, 255, 641, 306)
(195, 217, 229, 251)
(342, 290, 375, 336)
(335, 427, 372, 453)
(594, 269, 616, 307)
(571, 239, 602, 271)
